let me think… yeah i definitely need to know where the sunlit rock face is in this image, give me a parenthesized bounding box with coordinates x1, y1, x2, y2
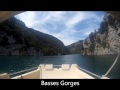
(67, 12, 120, 55)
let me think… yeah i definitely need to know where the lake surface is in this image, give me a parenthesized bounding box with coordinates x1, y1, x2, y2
(0, 54, 120, 79)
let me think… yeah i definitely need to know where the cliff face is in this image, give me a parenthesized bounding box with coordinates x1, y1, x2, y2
(67, 13, 120, 55)
(0, 17, 65, 56)
(66, 40, 83, 54)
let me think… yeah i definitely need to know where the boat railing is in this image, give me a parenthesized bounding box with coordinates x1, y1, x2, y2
(77, 66, 102, 79)
(8, 65, 62, 77)
(8, 66, 38, 77)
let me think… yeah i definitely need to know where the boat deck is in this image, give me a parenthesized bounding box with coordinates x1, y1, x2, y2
(40, 64, 94, 79)
(10, 64, 94, 79)
(0, 64, 109, 79)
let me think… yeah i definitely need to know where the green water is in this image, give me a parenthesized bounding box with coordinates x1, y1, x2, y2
(0, 54, 120, 79)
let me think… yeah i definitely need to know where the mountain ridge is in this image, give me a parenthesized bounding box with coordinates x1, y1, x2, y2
(0, 17, 66, 56)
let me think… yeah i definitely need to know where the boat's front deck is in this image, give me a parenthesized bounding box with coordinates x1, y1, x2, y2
(39, 64, 94, 79)
(8, 64, 94, 79)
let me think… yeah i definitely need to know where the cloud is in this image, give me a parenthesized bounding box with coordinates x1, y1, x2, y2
(66, 12, 90, 29)
(15, 11, 104, 45)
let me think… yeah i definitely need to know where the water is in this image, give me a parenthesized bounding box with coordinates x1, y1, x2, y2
(0, 54, 120, 79)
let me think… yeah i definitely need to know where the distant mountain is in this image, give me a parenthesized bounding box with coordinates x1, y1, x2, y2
(66, 40, 83, 54)
(0, 17, 65, 56)
(67, 13, 120, 55)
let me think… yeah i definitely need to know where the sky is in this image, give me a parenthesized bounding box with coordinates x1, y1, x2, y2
(15, 11, 105, 46)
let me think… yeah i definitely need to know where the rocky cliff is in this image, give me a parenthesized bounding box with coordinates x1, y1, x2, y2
(66, 40, 83, 54)
(67, 13, 120, 55)
(0, 17, 65, 56)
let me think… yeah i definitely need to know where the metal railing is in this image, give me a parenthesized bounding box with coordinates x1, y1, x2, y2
(77, 66, 102, 79)
(104, 50, 120, 77)
(8, 65, 62, 77)
(9, 66, 38, 76)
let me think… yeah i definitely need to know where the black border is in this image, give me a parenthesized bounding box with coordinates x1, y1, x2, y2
(0, 0, 119, 11)
(0, 79, 119, 88)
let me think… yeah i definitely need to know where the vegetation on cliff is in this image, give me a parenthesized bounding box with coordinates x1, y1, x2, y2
(0, 17, 65, 56)
(67, 13, 120, 55)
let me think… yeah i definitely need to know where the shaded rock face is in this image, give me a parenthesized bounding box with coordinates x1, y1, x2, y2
(67, 13, 120, 55)
(66, 40, 83, 54)
(26, 47, 43, 56)
(0, 17, 65, 56)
